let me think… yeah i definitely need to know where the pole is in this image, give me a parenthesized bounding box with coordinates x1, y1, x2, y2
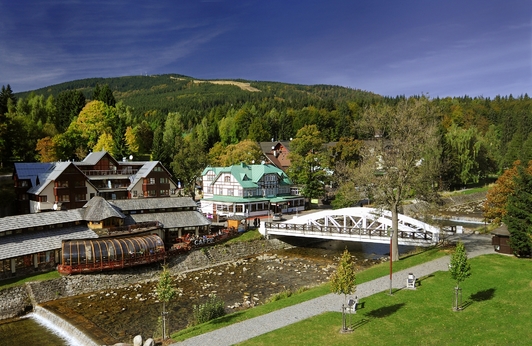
(389, 230, 393, 295)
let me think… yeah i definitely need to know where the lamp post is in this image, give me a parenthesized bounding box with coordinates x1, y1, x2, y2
(389, 229, 394, 295)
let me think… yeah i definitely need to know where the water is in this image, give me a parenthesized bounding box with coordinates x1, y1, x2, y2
(0, 316, 68, 346)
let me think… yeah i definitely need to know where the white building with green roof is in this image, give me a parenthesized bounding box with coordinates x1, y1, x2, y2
(199, 162, 305, 220)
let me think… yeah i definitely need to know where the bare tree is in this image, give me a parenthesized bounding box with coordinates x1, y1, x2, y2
(354, 97, 441, 261)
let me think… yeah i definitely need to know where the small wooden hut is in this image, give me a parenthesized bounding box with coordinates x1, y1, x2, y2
(491, 224, 513, 255)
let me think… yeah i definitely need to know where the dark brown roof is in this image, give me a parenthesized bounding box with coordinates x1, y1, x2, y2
(491, 224, 510, 236)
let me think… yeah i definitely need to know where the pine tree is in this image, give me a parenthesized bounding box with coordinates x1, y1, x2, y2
(503, 165, 532, 257)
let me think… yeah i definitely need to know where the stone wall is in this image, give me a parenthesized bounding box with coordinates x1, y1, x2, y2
(0, 286, 31, 320)
(0, 238, 290, 321)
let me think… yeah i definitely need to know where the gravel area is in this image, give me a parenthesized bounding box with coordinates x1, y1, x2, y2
(172, 233, 494, 346)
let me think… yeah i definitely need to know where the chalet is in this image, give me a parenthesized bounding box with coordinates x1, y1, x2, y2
(0, 196, 210, 279)
(13, 151, 180, 215)
(258, 141, 292, 172)
(199, 162, 305, 220)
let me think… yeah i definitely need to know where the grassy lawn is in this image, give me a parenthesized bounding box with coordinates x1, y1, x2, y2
(171, 246, 448, 342)
(238, 254, 532, 346)
(0, 271, 61, 290)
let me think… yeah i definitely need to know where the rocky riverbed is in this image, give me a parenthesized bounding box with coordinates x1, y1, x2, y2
(43, 246, 384, 343)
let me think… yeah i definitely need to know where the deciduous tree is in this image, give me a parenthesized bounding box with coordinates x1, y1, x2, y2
(449, 241, 471, 311)
(330, 248, 356, 331)
(156, 265, 176, 340)
(353, 97, 441, 261)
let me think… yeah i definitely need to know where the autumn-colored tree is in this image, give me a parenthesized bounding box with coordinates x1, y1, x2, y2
(207, 139, 263, 167)
(483, 160, 532, 224)
(36, 137, 59, 162)
(93, 133, 115, 155)
(67, 100, 115, 151)
(124, 126, 140, 156)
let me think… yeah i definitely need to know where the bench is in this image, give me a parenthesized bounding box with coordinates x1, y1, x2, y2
(406, 273, 417, 289)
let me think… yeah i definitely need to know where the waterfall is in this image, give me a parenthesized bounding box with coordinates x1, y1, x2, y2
(30, 306, 99, 346)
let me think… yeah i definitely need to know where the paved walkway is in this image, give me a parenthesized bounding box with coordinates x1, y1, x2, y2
(172, 233, 494, 346)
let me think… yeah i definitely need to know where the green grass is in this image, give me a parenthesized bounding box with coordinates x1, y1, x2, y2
(171, 247, 448, 342)
(0, 271, 61, 290)
(225, 229, 264, 244)
(239, 254, 532, 346)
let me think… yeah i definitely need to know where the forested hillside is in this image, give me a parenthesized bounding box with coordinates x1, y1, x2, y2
(1, 75, 532, 201)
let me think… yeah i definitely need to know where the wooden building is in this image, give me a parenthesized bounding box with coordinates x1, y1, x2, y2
(491, 224, 513, 255)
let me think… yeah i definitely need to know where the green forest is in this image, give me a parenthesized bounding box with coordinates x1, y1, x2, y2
(1, 74, 531, 200)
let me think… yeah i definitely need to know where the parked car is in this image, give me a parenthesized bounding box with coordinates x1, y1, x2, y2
(273, 213, 283, 221)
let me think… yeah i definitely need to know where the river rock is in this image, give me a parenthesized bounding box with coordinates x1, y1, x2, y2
(133, 335, 142, 346)
(143, 338, 154, 346)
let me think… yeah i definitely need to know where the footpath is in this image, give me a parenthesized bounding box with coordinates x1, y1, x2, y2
(172, 232, 494, 346)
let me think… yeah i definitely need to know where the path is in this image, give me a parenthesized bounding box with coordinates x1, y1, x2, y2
(172, 233, 494, 346)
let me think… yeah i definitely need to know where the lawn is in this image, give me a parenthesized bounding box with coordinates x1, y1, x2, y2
(0, 271, 61, 290)
(238, 254, 532, 346)
(171, 247, 448, 342)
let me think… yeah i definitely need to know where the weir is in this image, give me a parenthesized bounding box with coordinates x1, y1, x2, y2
(31, 306, 99, 346)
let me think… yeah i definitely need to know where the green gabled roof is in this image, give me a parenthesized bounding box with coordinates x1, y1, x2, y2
(203, 162, 292, 187)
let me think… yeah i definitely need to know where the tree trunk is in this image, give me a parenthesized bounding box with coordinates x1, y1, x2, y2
(391, 204, 400, 261)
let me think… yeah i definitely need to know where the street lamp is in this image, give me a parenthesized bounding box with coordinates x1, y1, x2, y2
(389, 229, 394, 295)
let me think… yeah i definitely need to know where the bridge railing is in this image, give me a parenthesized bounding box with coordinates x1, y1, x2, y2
(264, 222, 434, 241)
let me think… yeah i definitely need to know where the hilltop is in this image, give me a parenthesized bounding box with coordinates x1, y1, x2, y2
(15, 74, 381, 118)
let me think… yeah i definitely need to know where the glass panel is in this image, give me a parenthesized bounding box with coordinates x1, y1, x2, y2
(85, 241, 93, 263)
(62, 243, 70, 264)
(93, 241, 101, 263)
(71, 242, 78, 265)
(78, 244, 86, 264)
(100, 242, 108, 261)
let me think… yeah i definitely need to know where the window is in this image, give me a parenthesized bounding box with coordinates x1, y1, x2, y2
(227, 189, 233, 196)
(149, 178, 155, 184)
(57, 181, 69, 187)
(132, 190, 138, 197)
(74, 180, 85, 187)
(154, 166, 163, 172)
(20, 180, 28, 187)
(39, 196, 47, 202)
(160, 190, 169, 196)
(58, 194, 70, 202)
(224, 175, 231, 183)
(160, 177, 168, 184)
(75, 194, 86, 201)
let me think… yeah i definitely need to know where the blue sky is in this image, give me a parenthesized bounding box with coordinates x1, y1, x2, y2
(1, 1, 530, 98)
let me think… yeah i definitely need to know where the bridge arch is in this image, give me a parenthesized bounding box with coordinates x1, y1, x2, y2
(259, 207, 440, 246)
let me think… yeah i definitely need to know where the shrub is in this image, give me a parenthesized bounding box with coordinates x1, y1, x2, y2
(192, 294, 226, 325)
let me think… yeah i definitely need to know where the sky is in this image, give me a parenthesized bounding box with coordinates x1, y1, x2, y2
(0, 0, 530, 98)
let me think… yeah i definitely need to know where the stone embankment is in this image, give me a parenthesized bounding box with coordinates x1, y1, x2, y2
(0, 238, 291, 320)
(403, 191, 487, 223)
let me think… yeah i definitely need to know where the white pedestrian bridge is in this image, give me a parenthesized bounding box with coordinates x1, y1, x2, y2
(259, 207, 440, 247)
